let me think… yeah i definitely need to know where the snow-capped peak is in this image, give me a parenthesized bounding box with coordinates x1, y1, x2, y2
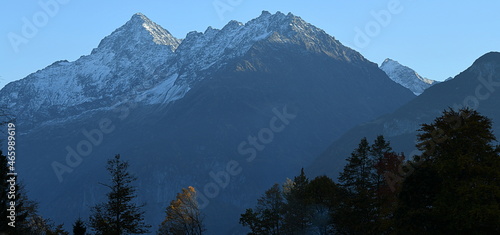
(92, 13, 181, 54)
(131, 13, 181, 47)
(0, 11, 369, 128)
(380, 58, 438, 95)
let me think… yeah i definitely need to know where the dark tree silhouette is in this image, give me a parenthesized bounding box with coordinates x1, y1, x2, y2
(73, 217, 87, 235)
(240, 184, 285, 235)
(396, 108, 500, 234)
(336, 137, 378, 234)
(89, 154, 151, 234)
(306, 175, 341, 235)
(283, 168, 310, 234)
(370, 135, 393, 193)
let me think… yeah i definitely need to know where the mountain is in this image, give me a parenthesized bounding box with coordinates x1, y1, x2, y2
(0, 11, 415, 234)
(380, 58, 438, 95)
(0, 13, 184, 131)
(310, 51, 500, 178)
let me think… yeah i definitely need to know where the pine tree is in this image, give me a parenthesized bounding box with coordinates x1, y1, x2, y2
(159, 186, 205, 235)
(337, 137, 377, 234)
(338, 137, 372, 193)
(89, 154, 151, 234)
(73, 217, 87, 235)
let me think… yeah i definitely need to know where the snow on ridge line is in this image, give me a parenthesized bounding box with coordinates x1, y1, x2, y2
(380, 58, 438, 95)
(0, 11, 354, 127)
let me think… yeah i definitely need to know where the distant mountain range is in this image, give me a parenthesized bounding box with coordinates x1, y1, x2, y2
(380, 58, 439, 95)
(310, 52, 500, 178)
(0, 11, 417, 234)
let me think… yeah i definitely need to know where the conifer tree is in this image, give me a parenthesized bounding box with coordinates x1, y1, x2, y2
(337, 137, 377, 234)
(338, 137, 372, 193)
(73, 217, 87, 235)
(89, 154, 151, 234)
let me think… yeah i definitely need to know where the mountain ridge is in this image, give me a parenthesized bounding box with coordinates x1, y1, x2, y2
(380, 58, 438, 95)
(0, 11, 375, 131)
(309, 51, 500, 179)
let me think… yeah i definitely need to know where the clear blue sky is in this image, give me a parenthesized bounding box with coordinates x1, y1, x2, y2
(1, 1, 499, 89)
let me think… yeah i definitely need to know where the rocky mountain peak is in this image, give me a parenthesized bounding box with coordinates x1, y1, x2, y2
(92, 13, 181, 54)
(380, 58, 438, 95)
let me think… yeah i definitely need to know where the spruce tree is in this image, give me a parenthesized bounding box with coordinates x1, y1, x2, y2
(338, 137, 372, 193)
(337, 137, 377, 234)
(73, 217, 87, 235)
(89, 154, 151, 234)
